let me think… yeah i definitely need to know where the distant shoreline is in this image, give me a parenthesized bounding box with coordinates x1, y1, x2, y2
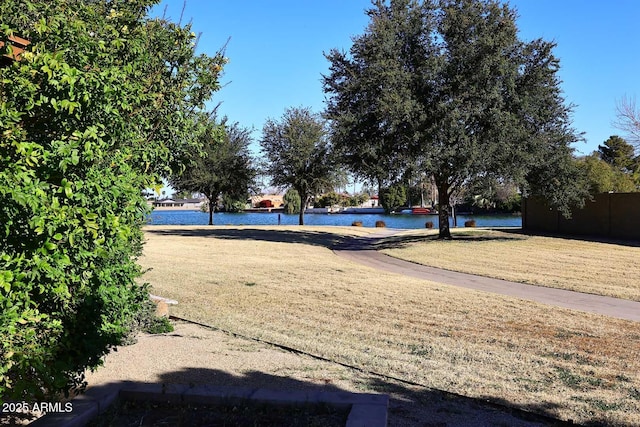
(151, 206, 203, 211)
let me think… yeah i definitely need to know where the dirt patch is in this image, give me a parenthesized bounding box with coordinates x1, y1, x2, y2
(82, 321, 558, 426)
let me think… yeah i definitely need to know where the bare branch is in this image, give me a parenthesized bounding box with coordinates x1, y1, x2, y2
(614, 95, 640, 151)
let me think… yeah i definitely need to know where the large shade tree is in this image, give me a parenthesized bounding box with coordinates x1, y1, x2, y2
(171, 119, 257, 225)
(0, 0, 224, 401)
(324, 0, 587, 238)
(260, 107, 336, 225)
(324, 0, 425, 195)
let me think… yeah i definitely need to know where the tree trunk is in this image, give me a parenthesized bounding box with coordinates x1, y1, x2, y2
(437, 181, 451, 239)
(451, 204, 457, 227)
(298, 190, 306, 225)
(208, 200, 214, 225)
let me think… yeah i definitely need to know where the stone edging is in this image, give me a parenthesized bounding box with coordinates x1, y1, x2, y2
(29, 382, 389, 427)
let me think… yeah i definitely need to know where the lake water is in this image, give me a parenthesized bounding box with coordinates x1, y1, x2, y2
(148, 210, 522, 229)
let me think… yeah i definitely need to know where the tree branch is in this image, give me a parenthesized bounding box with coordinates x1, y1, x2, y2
(614, 95, 640, 152)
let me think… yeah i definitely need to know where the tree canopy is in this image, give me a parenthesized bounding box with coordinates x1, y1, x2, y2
(324, 0, 587, 238)
(577, 135, 640, 193)
(598, 135, 638, 174)
(0, 0, 224, 401)
(171, 118, 257, 225)
(323, 0, 423, 192)
(577, 154, 637, 195)
(260, 107, 336, 225)
(283, 188, 301, 214)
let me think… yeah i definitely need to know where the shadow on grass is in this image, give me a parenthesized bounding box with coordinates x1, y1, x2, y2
(362, 376, 585, 427)
(145, 226, 537, 254)
(69, 367, 590, 427)
(372, 229, 528, 250)
(145, 226, 640, 255)
(145, 227, 354, 249)
(510, 228, 640, 248)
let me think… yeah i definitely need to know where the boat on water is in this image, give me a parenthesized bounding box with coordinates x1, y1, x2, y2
(340, 207, 386, 214)
(303, 207, 387, 214)
(398, 207, 437, 215)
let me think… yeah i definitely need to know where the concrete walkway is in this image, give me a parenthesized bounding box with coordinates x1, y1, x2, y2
(333, 230, 640, 323)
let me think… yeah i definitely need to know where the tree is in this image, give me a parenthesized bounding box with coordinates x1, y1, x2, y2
(598, 135, 638, 173)
(316, 191, 343, 208)
(380, 183, 408, 213)
(324, 0, 586, 238)
(614, 96, 640, 151)
(283, 188, 301, 214)
(577, 152, 638, 196)
(171, 119, 257, 225)
(171, 190, 195, 200)
(0, 0, 224, 402)
(578, 154, 638, 194)
(260, 107, 336, 225)
(324, 0, 426, 195)
(349, 193, 371, 207)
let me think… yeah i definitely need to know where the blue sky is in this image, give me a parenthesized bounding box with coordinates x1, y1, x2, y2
(151, 0, 638, 160)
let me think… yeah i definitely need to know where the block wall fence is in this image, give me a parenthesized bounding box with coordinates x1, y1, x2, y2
(522, 193, 640, 241)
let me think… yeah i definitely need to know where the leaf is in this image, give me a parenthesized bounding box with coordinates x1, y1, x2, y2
(0, 273, 11, 292)
(71, 150, 80, 165)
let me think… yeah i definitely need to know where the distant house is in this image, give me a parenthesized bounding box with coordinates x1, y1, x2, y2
(250, 194, 284, 208)
(152, 198, 204, 210)
(355, 195, 379, 208)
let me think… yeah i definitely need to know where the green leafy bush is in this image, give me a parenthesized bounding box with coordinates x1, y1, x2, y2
(121, 294, 174, 345)
(316, 192, 370, 208)
(284, 189, 301, 214)
(315, 191, 343, 208)
(380, 184, 407, 213)
(0, 0, 223, 402)
(142, 316, 174, 336)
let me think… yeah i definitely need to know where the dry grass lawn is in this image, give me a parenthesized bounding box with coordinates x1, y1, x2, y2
(140, 225, 640, 426)
(380, 228, 640, 301)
